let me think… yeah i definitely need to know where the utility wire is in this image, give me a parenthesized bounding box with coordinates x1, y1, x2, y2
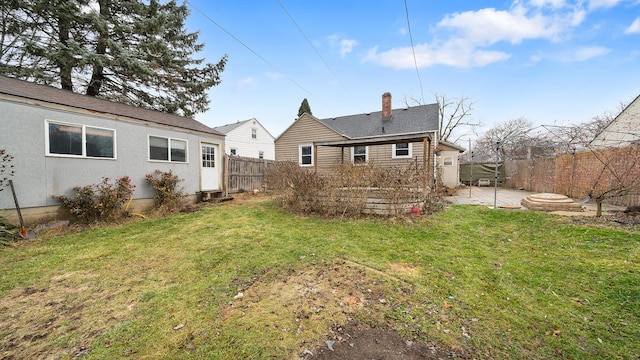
(185, 1, 317, 101)
(277, 0, 363, 113)
(404, 0, 425, 103)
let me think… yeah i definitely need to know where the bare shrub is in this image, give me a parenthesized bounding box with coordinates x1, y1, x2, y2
(53, 177, 136, 223)
(145, 170, 185, 214)
(265, 161, 438, 218)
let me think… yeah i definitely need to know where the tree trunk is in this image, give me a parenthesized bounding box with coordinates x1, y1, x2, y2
(86, 0, 108, 97)
(58, 16, 73, 91)
(595, 200, 603, 217)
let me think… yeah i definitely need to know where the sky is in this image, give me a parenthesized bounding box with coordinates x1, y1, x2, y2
(183, 0, 640, 143)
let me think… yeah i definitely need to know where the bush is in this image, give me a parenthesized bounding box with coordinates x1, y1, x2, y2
(53, 177, 135, 223)
(265, 161, 438, 218)
(145, 170, 185, 213)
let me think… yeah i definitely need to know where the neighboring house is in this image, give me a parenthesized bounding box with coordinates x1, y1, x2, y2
(591, 94, 640, 148)
(276, 92, 457, 182)
(437, 140, 466, 187)
(214, 118, 275, 160)
(0, 76, 225, 225)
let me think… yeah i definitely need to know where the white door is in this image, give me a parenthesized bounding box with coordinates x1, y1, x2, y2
(201, 143, 219, 190)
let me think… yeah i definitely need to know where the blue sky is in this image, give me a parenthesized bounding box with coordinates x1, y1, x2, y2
(184, 0, 640, 143)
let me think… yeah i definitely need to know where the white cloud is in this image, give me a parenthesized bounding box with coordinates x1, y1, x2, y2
(437, 6, 561, 44)
(339, 39, 358, 57)
(364, 41, 510, 69)
(363, 1, 616, 69)
(558, 46, 611, 61)
(234, 77, 254, 90)
(625, 17, 640, 34)
(327, 34, 358, 57)
(588, 0, 621, 9)
(529, 0, 567, 9)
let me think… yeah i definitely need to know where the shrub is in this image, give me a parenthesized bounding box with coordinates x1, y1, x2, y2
(265, 161, 438, 218)
(145, 170, 185, 213)
(53, 177, 135, 223)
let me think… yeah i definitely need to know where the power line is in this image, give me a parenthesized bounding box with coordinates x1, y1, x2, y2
(404, 0, 424, 103)
(185, 1, 317, 100)
(276, 0, 363, 113)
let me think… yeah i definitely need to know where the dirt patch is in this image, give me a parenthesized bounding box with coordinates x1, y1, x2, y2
(308, 322, 457, 360)
(220, 259, 466, 359)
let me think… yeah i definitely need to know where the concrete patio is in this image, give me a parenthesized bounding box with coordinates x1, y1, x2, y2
(445, 186, 626, 214)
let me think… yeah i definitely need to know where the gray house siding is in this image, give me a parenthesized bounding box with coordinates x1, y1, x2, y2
(1, 86, 224, 224)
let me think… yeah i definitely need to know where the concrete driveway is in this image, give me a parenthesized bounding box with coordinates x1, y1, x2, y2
(445, 186, 625, 213)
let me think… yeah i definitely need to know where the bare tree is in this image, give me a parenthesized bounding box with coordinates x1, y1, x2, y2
(403, 93, 478, 143)
(474, 117, 535, 161)
(580, 144, 640, 217)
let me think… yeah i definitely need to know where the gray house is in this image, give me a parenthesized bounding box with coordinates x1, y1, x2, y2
(0, 76, 225, 225)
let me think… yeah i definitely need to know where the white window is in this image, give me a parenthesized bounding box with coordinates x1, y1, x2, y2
(299, 144, 313, 166)
(443, 156, 453, 166)
(46, 120, 115, 159)
(251, 128, 257, 139)
(230, 148, 237, 156)
(149, 135, 187, 162)
(351, 146, 368, 164)
(258, 151, 264, 159)
(392, 143, 412, 159)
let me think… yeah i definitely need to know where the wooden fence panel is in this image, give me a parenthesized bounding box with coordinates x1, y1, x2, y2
(225, 156, 276, 194)
(505, 145, 640, 207)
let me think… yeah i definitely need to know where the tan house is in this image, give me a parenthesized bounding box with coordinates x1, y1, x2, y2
(275, 92, 463, 185)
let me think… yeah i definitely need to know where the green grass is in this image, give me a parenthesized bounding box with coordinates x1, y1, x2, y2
(1, 199, 638, 359)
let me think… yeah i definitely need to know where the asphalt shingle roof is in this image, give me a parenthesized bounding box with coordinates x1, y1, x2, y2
(213, 118, 252, 134)
(317, 103, 439, 139)
(0, 75, 223, 136)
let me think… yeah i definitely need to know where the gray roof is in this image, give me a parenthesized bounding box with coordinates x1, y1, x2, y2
(213, 118, 253, 134)
(0, 75, 223, 136)
(317, 103, 440, 139)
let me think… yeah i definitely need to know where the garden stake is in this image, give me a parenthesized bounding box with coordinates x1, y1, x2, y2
(8, 179, 30, 239)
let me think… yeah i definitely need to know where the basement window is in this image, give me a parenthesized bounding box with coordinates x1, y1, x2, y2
(46, 120, 115, 159)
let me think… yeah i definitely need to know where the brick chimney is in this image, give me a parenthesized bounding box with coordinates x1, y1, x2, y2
(382, 92, 392, 119)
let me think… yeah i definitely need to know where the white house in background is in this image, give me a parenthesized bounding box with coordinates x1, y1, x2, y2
(214, 118, 275, 160)
(590, 94, 640, 148)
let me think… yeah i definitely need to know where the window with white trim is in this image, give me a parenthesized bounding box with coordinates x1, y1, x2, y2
(392, 143, 412, 159)
(46, 120, 115, 159)
(251, 128, 257, 139)
(149, 135, 187, 162)
(443, 156, 453, 166)
(230, 148, 237, 156)
(351, 146, 368, 164)
(258, 151, 264, 159)
(299, 144, 313, 166)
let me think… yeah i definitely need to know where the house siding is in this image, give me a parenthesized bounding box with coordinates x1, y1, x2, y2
(275, 114, 345, 172)
(222, 119, 275, 160)
(0, 95, 224, 220)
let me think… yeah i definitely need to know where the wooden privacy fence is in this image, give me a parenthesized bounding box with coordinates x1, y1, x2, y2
(505, 145, 640, 207)
(224, 155, 276, 194)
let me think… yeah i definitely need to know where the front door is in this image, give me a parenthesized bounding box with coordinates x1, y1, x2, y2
(200, 143, 219, 190)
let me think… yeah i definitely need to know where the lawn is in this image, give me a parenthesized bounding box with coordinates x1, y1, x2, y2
(1, 195, 638, 359)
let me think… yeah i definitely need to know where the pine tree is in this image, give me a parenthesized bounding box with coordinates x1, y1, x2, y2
(297, 98, 312, 118)
(0, 0, 227, 118)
